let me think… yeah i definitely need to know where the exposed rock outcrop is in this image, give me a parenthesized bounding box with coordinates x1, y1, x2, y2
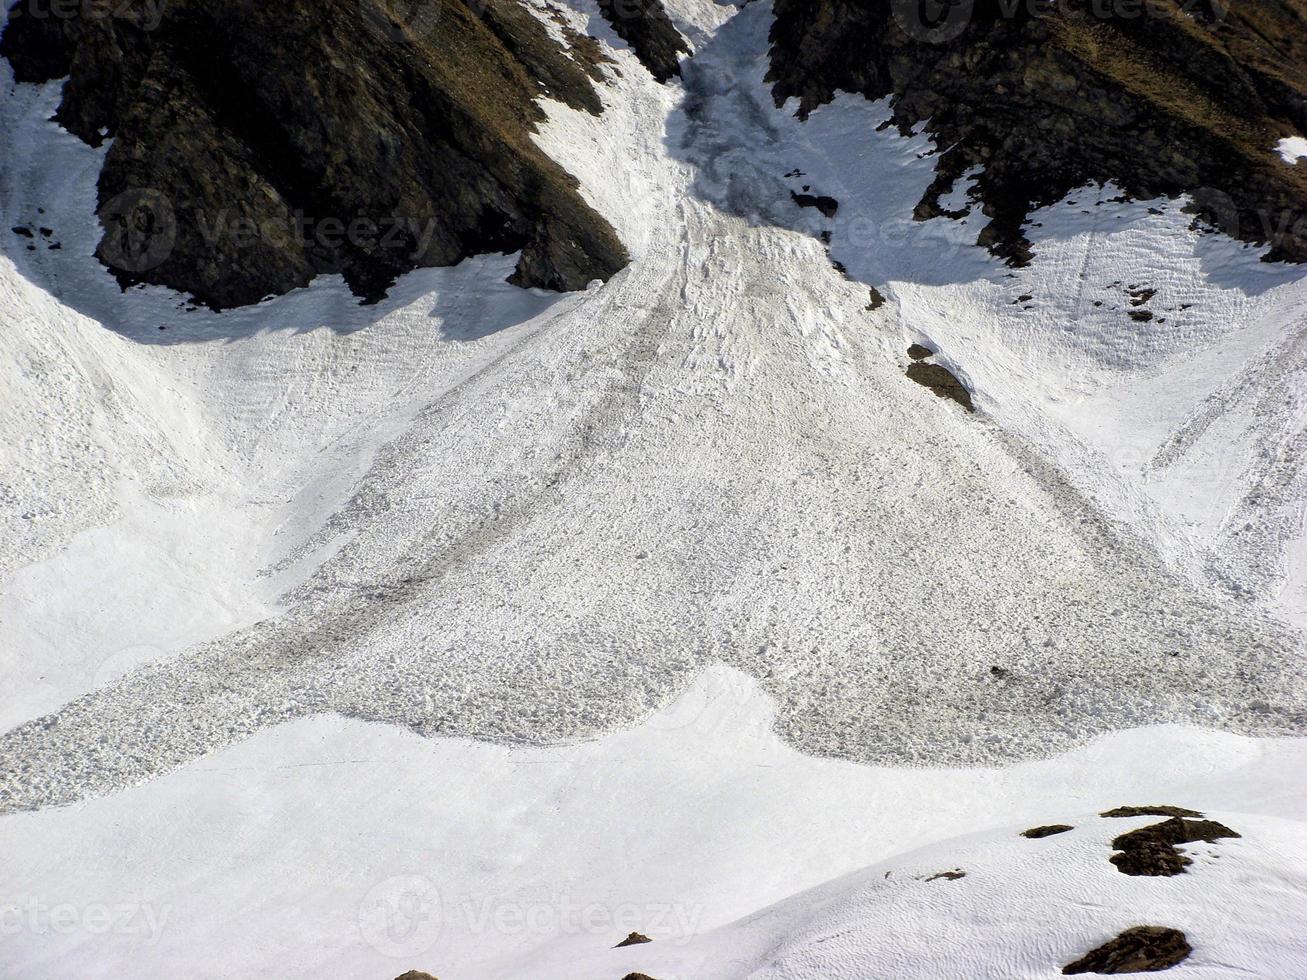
(1022, 824, 1074, 839)
(596, 0, 689, 83)
(906, 361, 974, 411)
(791, 190, 839, 217)
(1109, 815, 1240, 876)
(1101, 805, 1204, 819)
(925, 868, 966, 881)
(1, 0, 629, 308)
(1062, 925, 1192, 974)
(614, 931, 654, 947)
(767, 0, 1307, 265)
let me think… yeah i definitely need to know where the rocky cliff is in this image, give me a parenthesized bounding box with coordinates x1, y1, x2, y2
(1, 0, 630, 308)
(767, 0, 1307, 264)
(597, 0, 690, 82)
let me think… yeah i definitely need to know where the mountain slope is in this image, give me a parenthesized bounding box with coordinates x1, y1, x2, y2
(767, 0, 1307, 265)
(2, 11, 1305, 813)
(1, 0, 629, 307)
(2, 0, 1307, 976)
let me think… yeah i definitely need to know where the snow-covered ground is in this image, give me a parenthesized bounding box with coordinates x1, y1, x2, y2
(5, 667, 1306, 979)
(2, 0, 1306, 976)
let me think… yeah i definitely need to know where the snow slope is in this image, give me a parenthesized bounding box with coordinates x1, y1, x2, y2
(679, 0, 1307, 620)
(3, 667, 1305, 979)
(2, 0, 1306, 976)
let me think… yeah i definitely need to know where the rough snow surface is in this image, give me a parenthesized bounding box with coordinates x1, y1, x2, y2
(2, 0, 1306, 976)
(4, 4, 1306, 815)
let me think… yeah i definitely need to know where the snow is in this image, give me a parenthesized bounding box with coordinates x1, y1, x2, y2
(3, 667, 1305, 978)
(2, 0, 1306, 976)
(679, 0, 1307, 616)
(1276, 136, 1307, 164)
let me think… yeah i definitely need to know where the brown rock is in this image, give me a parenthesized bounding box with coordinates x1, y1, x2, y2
(1101, 806, 1204, 819)
(906, 362, 974, 411)
(615, 931, 653, 947)
(1109, 816, 1240, 877)
(1062, 926, 1192, 974)
(925, 869, 966, 881)
(1022, 824, 1074, 839)
(394, 972, 438, 980)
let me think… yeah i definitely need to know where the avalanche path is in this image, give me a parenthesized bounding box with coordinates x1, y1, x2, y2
(1, 0, 1305, 815)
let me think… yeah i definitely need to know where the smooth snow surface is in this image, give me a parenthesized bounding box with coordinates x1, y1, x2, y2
(4, 668, 1306, 979)
(2, 0, 1307, 976)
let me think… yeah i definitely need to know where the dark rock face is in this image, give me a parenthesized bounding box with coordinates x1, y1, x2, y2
(767, 0, 1307, 265)
(1062, 926, 1192, 974)
(1022, 824, 1074, 838)
(791, 191, 839, 217)
(596, 0, 689, 83)
(1, 0, 629, 308)
(1109, 815, 1240, 876)
(394, 972, 439, 980)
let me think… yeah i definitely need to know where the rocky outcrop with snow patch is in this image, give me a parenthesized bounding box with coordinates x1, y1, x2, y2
(0, 0, 629, 308)
(766, 0, 1307, 265)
